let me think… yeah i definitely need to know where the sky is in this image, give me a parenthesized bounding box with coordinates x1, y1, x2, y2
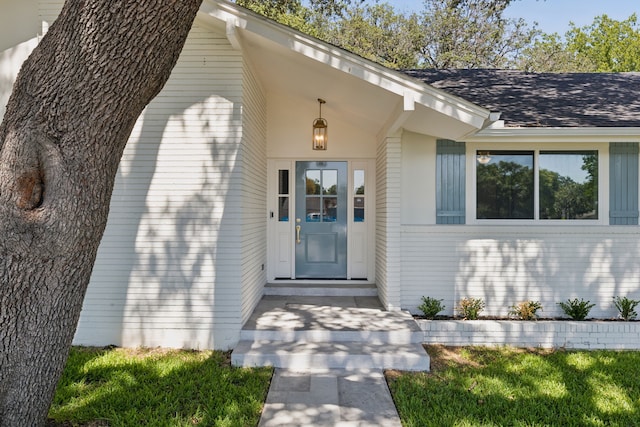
(382, 0, 639, 35)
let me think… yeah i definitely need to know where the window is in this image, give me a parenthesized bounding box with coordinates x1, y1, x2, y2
(539, 151, 598, 220)
(475, 149, 599, 221)
(305, 169, 338, 222)
(278, 169, 289, 221)
(477, 151, 534, 219)
(354, 170, 365, 222)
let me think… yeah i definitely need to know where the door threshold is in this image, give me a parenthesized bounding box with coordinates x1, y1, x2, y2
(269, 279, 374, 286)
(265, 281, 377, 297)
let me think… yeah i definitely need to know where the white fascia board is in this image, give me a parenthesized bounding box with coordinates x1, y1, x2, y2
(198, 0, 491, 129)
(469, 126, 640, 143)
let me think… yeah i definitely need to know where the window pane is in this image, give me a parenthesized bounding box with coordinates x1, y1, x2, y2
(322, 170, 338, 195)
(323, 197, 338, 222)
(306, 170, 321, 195)
(278, 169, 289, 195)
(354, 170, 365, 195)
(539, 151, 598, 219)
(306, 197, 321, 222)
(354, 196, 365, 222)
(477, 151, 534, 219)
(278, 196, 289, 221)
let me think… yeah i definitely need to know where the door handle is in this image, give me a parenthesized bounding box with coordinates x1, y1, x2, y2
(296, 225, 301, 244)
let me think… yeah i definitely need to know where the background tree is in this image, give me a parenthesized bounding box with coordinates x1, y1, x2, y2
(322, 3, 423, 68)
(412, 0, 536, 68)
(237, 0, 364, 22)
(0, 0, 202, 424)
(567, 14, 640, 72)
(236, 0, 322, 36)
(518, 32, 596, 72)
(521, 14, 640, 72)
(237, 0, 532, 70)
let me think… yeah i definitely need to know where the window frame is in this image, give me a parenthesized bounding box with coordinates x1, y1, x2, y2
(466, 142, 609, 225)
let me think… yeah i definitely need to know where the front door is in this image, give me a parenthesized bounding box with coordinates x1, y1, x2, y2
(295, 161, 348, 278)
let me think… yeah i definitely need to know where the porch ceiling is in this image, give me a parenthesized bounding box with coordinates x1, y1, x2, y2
(196, 2, 491, 141)
(241, 30, 400, 134)
(239, 29, 483, 140)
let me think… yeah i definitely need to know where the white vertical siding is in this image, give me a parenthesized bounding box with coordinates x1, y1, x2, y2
(239, 58, 267, 323)
(401, 225, 640, 319)
(37, 0, 61, 29)
(376, 136, 402, 310)
(0, 1, 41, 119)
(75, 24, 246, 350)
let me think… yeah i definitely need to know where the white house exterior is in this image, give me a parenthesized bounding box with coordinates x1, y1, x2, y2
(3, 0, 640, 351)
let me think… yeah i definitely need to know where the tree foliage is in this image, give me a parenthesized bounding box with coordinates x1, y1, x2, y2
(567, 14, 640, 72)
(418, 0, 537, 68)
(322, 3, 423, 68)
(521, 14, 640, 72)
(237, 0, 640, 73)
(236, 0, 533, 69)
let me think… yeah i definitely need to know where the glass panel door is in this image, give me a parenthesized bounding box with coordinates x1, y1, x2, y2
(295, 161, 347, 278)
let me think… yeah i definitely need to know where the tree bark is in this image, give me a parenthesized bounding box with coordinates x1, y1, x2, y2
(0, 0, 202, 425)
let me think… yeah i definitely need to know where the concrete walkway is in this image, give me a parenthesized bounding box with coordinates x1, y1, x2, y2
(232, 289, 428, 426)
(259, 369, 402, 427)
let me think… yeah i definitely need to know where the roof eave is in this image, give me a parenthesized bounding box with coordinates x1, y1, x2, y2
(197, 0, 492, 130)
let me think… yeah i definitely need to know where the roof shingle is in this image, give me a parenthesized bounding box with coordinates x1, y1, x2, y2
(404, 69, 640, 128)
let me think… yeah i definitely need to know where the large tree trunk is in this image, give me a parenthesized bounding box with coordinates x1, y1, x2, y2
(0, 0, 202, 424)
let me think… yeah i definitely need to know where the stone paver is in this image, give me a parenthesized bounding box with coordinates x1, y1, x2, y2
(259, 369, 402, 427)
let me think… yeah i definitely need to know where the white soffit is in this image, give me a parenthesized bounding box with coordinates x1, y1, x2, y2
(470, 127, 640, 143)
(197, 0, 492, 137)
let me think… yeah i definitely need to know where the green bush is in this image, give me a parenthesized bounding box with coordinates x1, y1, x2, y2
(557, 298, 595, 320)
(418, 296, 445, 319)
(457, 297, 485, 320)
(613, 296, 640, 321)
(508, 300, 543, 320)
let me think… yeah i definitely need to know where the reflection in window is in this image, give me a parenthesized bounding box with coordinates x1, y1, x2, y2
(306, 170, 321, 195)
(539, 151, 598, 219)
(306, 197, 321, 222)
(279, 197, 289, 221)
(323, 170, 338, 195)
(305, 169, 339, 222)
(476, 151, 534, 219)
(354, 170, 365, 195)
(323, 197, 337, 222)
(354, 170, 365, 222)
(278, 169, 289, 222)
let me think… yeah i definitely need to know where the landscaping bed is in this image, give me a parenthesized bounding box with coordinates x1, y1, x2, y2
(417, 318, 640, 349)
(416, 296, 640, 349)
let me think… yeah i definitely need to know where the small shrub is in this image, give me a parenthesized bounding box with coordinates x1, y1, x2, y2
(557, 298, 595, 320)
(613, 296, 640, 321)
(457, 297, 485, 320)
(418, 296, 445, 319)
(508, 301, 543, 320)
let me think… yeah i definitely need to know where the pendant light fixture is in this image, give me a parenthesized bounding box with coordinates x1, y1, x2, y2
(312, 98, 328, 150)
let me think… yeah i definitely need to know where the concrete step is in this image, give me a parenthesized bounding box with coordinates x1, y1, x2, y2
(239, 328, 423, 345)
(232, 340, 430, 371)
(264, 283, 378, 297)
(243, 296, 422, 346)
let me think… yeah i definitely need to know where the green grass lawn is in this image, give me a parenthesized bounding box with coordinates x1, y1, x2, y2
(47, 346, 272, 427)
(387, 345, 640, 427)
